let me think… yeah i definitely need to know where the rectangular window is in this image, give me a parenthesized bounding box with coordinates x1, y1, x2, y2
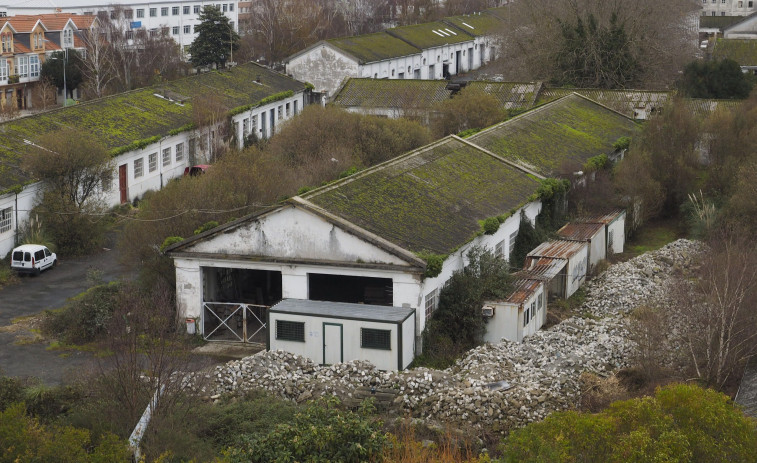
(495, 240, 505, 259)
(509, 231, 518, 256)
(16, 56, 28, 77)
(172, 6, 179, 15)
(162, 147, 171, 166)
(134, 158, 144, 178)
(124, 9, 133, 19)
(608, 230, 614, 249)
(229, 2, 234, 11)
(223, 3, 228, 12)
(750, 1, 754, 7)
(29, 55, 39, 78)
(537, 292, 543, 311)
(137, 8, 144, 18)
(361, 328, 391, 350)
(242, 118, 249, 135)
(148, 152, 157, 172)
(183, 5, 190, 14)
(184, 25, 191, 34)
(285, 102, 291, 117)
(172, 26, 179, 35)
(101, 170, 113, 192)
(161, 7, 168, 16)
(194, 5, 201, 14)
(425, 288, 439, 320)
(277, 105, 283, 119)
(0, 59, 8, 81)
(276, 320, 304, 342)
(524, 306, 530, 326)
(149, 7, 157, 17)
(0, 207, 11, 233)
(110, 10, 117, 20)
(293, 100, 298, 114)
(175, 143, 184, 162)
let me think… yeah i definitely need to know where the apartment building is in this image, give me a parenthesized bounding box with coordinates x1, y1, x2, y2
(701, 0, 757, 16)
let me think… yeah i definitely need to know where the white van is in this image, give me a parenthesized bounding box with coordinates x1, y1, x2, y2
(10, 244, 57, 275)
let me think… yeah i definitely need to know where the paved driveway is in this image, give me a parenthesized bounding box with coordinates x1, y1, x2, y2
(0, 245, 131, 384)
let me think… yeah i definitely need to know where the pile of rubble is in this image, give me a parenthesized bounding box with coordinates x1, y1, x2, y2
(197, 239, 703, 431)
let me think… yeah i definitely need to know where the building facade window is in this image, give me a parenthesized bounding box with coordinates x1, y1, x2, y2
(229, 2, 234, 11)
(63, 29, 73, 48)
(172, 6, 179, 15)
(495, 240, 505, 259)
(149, 7, 157, 17)
(425, 288, 439, 320)
(124, 9, 133, 19)
(134, 158, 144, 177)
(136, 8, 144, 18)
(183, 5, 190, 14)
(16, 56, 28, 77)
(1, 33, 11, 53)
(509, 230, 518, 256)
(194, 5, 201, 13)
(161, 7, 168, 16)
(162, 147, 171, 166)
(29, 55, 39, 78)
(276, 320, 304, 342)
(172, 26, 179, 35)
(175, 143, 184, 162)
(0, 207, 11, 234)
(184, 25, 191, 34)
(361, 328, 391, 350)
(148, 152, 157, 172)
(223, 3, 228, 12)
(0, 59, 7, 81)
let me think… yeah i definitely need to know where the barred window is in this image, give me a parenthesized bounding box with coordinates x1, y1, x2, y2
(148, 152, 157, 172)
(276, 320, 304, 342)
(361, 328, 390, 350)
(495, 240, 505, 259)
(509, 231, 518, 256)
(134, 158, 144, 177)
(425, 288, 438, 320)
(0, 207, 11, 233)
(162, 147, 171, 166)
(175, 143, 184, 162)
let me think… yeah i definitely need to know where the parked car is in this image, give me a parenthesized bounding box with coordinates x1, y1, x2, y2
(10, 244, 56, 275)
(183, 165, 210, 177)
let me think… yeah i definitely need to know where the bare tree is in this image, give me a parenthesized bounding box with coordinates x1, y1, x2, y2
(32, 76, 57, 110)
(80, 26, 117, 98)
(192, 92, 230, 163)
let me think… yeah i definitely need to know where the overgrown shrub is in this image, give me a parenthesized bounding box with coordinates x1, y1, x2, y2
(223, 397, 386, 463)
(41, 282, 121, 344)
(509, 211, 549, 269)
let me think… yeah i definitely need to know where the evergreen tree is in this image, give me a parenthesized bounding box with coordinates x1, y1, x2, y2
(40, 49, 83, 100)
(188, 5, 240, 69)
(510, 211, 549, 269)
(678, 59, 754, 99)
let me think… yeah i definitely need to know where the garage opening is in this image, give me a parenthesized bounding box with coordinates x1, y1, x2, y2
(202, 268, 282, 343)
(308, 273, 393, 306)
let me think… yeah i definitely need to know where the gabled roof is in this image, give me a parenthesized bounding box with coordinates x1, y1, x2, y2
(465, 81, 540, 110)
(442, 13, 505, 37)
(501, 277, 542, 305)
(301, 135, 541, 255)
(522, 257, 565, 280)
(387, 20, 473, 49)
(527, 239, 586, 260)
(700, 15, 745, 30)
(684, 98, 742, 116)
(712, 38, 757, 66)
(536, 88, 669, 119)
(467, 93, 639, 177)
(332, 78, 451, 109)
(723, 11, 757, 33)
(271, 299, 415, 323)
(577, 209, 625, 225)
(556, 222, 605, 242)
(326, 32, 422, 63)
(0, 62, 306, 192)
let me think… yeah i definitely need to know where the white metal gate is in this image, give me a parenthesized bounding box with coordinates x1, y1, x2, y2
(202, 302, 268, 343)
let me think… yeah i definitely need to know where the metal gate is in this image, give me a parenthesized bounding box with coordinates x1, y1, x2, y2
(202, 302, 268, 343)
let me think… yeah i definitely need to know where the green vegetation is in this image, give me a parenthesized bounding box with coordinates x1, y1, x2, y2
(418, 252, 447, 278)
(501, 384, 757, 462)
(613, 136, 631, 151)
(583, 153, 608, 171)
(678, 59, 754, 99)
(194, 221, 220, 235)
(41, 282, 121, 345)
(482, 216, 501, 235)
(160, 236, 184, 252)
(222, 397, 386, 463)
(433, 86, 510, 138)
(328, 32, 421, 63)
(420, 247, 513, 368)
(189, 5, 240, 69)
(228, 90, 295, 117)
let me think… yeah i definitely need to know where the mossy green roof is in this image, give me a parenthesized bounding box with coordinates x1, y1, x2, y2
(332, 78, 451, 108)
(467, 93, 639, 177)
(327, 32, 422, 63)
(712, 38, 757, 66)
(387, 21, 473, 49)
(536, 88, 669, 119)
(0, 62, 305, 191)
(443, 13, 505, 37)
(700, 15, 745, 30)
(465, 81, 539, 110)
(303, 136, 540, 255)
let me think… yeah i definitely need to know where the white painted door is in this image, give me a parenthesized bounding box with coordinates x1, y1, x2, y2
(323, 323, 343, 365)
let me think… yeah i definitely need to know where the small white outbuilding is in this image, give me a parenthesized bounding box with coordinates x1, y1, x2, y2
(524, 240, 588, 299)
(578, 209, 626, 256)
(268, 299, 416, 371)
(482, 277, 546, 344)
(556, 222, 606, 273)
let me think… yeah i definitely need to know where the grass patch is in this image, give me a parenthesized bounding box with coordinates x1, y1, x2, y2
(0, 256, 19, 288)
(619, 217, 687, 260)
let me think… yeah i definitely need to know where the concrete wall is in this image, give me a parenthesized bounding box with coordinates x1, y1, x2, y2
(0, 183, 42, 258)
(231, 92, 306, 149)
(286, 44, 361, 98)
(566, 244, 589, 298)
(607, 212, 626, 255)
(482, 281, 545, 344)
(587, 231, 606, 272)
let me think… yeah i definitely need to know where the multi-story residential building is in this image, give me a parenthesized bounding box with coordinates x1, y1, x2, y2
(0, 1, 239, 53)
(0, 13, 96, 109)
(701, 0, 757, 16)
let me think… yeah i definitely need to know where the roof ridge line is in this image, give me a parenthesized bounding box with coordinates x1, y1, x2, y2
(451, 134, 545, 179)
(301, 136, 459, 199)
(568, 92, 637, 122)
(289, 197, 426, 268)
(470, 93, 579, 139)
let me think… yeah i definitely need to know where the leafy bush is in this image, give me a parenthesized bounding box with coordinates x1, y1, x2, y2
(613, 136, 631, 151)
(194, 220, 219, 235)
(500, 384, 757, 462)
(41, 282, 121, 344)
(160, 236, 184, 252)
(482, 217, 500, 235)
(0, 373, 24, 413)
(223, 397, 387, 463)
(509, 211, 549, 269)
(419, 252, 446, 278)
(583, 154, 609, 171)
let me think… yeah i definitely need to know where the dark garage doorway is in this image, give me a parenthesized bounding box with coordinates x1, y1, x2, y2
(308, 274, 393, 306)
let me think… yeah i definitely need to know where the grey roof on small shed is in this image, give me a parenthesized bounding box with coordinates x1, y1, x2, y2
(270, 299, 415, 323)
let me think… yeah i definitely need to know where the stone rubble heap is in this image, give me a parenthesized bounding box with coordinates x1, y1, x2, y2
(198, 239, 703, 431)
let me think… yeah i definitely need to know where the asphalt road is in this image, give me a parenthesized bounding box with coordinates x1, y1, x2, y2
(0, 245, 131, 384)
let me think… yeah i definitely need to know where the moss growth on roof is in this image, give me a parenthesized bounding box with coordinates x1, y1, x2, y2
(304, 136, 540, 255)
(0, 62, 305, 191)
(327, 32, 421, 63)
(332, 78, 451, 108)
(443, 13, 505, 36)
(388, 21, 473, 49)
(700, 15, 745, 29)
(465, 81, 539, 110)
(536, 88, 670, 118)
(713, 38, 757, 66)
(468, 94, 639, 177)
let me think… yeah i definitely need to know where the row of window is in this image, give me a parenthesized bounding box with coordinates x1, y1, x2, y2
(703, 0, 753, 4)
(240, 100, 299, 138)
(0, 55, 40, 80)
(523, 293, 544, 327)
(275, 320, 392, 350)
(133, 142, 185, 178)
(102, 3, 235, 20)
(0, 207, 11, 234)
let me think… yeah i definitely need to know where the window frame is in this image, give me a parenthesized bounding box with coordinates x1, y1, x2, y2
(360, 328, 391, 350)
(162, 147, 171, 166)
(134, 158, 144, 178)
(148, 152, 157, 173)
(276, 320, 305, 342)
(0, 206, 11, 233)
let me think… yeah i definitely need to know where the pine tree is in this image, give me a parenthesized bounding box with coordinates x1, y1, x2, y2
(188, 5, 240, 69)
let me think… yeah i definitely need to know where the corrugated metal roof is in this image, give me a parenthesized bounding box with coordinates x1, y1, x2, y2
(503, 278, 542, 305)
(527, 239, 587, 260)
(522, 257, 565, 280)
(577, 208, 625, 225)
(270, 299, 414, 323)
(557, 222, 604, 242)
